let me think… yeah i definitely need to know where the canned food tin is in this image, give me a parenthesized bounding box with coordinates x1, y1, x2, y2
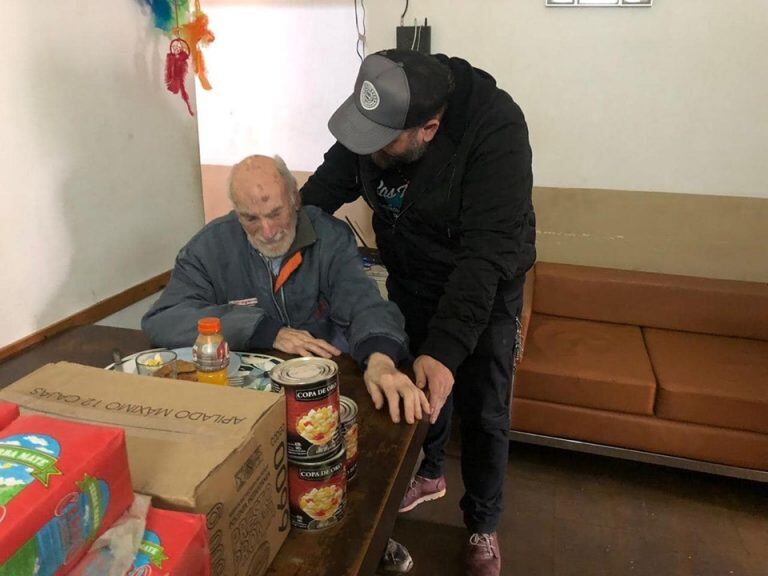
(339, 396, 359, 481)
(288, 449, 347, 530)
(270, 358, 343, 461)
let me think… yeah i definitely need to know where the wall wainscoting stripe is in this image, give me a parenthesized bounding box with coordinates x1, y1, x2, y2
(0, 271, 171, 363)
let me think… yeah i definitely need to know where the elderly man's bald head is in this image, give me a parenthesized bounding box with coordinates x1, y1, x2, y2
(229, 155, 298, 207)
(229, 155, 300, 258)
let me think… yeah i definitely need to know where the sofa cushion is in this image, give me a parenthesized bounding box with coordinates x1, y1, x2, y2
(533, 262, 768, 341)
(511, 398, 768, 472)
(644, 328, 768, 435)
(516, 314, 657, 415)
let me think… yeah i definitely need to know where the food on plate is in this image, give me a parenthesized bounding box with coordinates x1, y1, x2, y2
(155, 360, 197, 381)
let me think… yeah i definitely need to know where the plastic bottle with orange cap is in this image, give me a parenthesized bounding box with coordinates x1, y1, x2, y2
(192, 317, 230, 386)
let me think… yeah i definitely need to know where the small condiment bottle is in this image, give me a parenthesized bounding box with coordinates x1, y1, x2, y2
(192, 317, 230, 386)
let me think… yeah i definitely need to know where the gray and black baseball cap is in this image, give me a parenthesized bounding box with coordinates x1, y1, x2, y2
(329, 50, 454, 155)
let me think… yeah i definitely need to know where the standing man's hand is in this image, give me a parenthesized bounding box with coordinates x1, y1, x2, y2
(273, 327, 341, 358)
(413, 355, 454, 424)
(364, 353, 431, 424)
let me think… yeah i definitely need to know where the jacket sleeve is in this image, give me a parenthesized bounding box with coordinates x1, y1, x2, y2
(141, 244, 283, 351)
(418, 99, 534, 375)
(301, 142, 362, 214)
(321, 219, 409, 367)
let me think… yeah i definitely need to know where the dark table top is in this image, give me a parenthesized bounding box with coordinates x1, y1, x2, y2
(0, 325, 428, 576)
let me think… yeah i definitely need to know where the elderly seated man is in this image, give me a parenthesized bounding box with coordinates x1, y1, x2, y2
(142, 154, 429, 426)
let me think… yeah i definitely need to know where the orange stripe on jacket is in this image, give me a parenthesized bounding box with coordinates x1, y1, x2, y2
(274, 252, 303, 293)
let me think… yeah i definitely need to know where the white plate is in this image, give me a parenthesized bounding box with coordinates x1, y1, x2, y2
(235, 353, 284, 391)
(107, 347, 241, 377)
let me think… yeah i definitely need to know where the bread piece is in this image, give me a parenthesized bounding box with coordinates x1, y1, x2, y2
(152, 359, 199, 381)
(176, 359, 197, 374)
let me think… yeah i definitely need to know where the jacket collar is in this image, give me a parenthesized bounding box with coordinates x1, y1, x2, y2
(287, 208, 317, 256)
(250, 208, 316, 292)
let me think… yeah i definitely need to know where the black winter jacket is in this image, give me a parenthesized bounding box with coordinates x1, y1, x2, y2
(301, 55, 536, 374)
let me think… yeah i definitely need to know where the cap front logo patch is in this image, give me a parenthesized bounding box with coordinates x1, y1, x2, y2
(360, 80, 380, 111)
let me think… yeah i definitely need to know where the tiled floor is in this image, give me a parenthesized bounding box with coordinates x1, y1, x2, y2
(389, 435, 768, 576)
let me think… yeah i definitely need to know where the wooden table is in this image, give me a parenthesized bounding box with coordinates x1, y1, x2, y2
(0, 325, 428, 576)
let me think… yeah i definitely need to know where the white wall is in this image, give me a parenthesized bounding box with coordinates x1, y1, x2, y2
(0, 1, 204, 347)
(197, 1, 362, 171)
(364, 0, 768, 198)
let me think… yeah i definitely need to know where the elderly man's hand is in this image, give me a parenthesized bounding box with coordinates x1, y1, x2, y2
(413, 355, 454, 424)
(273, 327, 341, 358)
(364, 353, 431, 424)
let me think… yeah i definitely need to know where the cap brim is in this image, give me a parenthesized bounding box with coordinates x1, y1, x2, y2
(328, 95, 403, 155)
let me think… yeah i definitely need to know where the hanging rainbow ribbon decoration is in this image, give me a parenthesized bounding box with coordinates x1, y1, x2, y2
(140, 0, 215, 116)
(179, 0, 215, 91)
(141, 0, 183, 34)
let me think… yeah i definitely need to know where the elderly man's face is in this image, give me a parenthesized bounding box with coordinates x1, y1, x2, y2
(230, 159, 298, 258)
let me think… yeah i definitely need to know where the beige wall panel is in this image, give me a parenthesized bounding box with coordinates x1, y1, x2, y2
(534, 187, 768, 283)
(203, 164, 767, 283)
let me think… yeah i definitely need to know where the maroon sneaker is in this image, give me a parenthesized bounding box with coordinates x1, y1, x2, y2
(397, 475, 447, 513)
(465, 532, 501, 576)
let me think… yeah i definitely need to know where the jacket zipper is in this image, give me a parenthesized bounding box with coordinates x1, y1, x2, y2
(259, 255, 289, 325)
(394, 158, 454, 223)
(280, 287, 292, 327)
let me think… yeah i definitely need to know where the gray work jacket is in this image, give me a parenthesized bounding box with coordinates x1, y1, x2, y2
(142, 206, 408, 365)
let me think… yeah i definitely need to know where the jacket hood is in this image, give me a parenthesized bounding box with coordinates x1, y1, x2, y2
(434, 54, 499, 145)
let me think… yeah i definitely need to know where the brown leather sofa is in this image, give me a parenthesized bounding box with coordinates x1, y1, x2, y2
(512, 262, 768, 479)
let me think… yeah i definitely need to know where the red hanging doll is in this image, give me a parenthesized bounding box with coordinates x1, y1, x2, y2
(165, 38, 194, 116)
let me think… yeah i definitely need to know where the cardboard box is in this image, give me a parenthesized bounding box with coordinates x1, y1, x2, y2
(0, 414, 133, 575)
(0, 402, 18, 430)
(0, 362, 289, 576)
(128, 507, 210, 576)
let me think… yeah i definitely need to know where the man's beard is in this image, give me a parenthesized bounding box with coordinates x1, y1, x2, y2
(371, 139, 429, 169)
(248, 214, 298, 258)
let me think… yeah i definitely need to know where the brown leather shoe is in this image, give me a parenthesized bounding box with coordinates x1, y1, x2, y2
(465, 532, 500, 576)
